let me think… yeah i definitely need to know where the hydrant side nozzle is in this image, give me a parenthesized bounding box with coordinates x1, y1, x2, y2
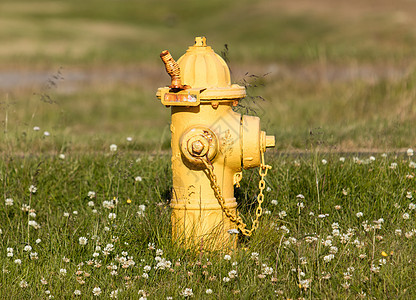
(160, 50, 188, 90)
(260, 131, 276, 153)
(266, 135, 275, 148)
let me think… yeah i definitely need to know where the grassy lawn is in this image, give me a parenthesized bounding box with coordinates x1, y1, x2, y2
(1, 152, 416, 298)
(1, 0, 416, 298)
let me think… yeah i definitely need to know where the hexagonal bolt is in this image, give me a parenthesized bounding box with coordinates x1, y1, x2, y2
(191, 140, 205, 155)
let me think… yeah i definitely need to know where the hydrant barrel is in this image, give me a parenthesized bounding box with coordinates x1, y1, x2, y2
(156, 37, 275, 251)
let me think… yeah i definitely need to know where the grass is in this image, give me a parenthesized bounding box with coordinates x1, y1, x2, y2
(1, 151, 416, 298)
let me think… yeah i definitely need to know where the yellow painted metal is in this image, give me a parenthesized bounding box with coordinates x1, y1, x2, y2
(156, 37, 275, 251)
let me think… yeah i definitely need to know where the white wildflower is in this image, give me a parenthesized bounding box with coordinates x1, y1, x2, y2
(329, 246, 338, 254)
(262, 265, 273, 275)
(92, 287, 101, 296)
(110, 289, 119, 298)
(370, 265, 380, 273)
(405, 231, 414, 239)
(28, 220, 40, 229)
(19, 280, 28, 288)
(5, 198, 13, 206)
(251, 252, 259, 261)
(29, 185, 37, 193)
(180, 288, 194, 297)
(104, 244, 114, 252)
(299, 279, 311, 289)
(300, 257, 307, 265)
(228, 269, 238, 278)
(110, 144, 117, 152)
(280, 225, 289, 234)
(323, 254, 334, 262)
(323, 239, 332, 247)
(144, 265, 151, 272)
(228, 228, 239, 234)
(79, 237, 88, 245)
(390, 163, 398, 169)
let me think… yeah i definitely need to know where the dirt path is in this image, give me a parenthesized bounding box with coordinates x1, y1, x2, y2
(0, 62, 411, 94)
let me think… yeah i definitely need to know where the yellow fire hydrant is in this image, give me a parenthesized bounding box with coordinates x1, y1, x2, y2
(156, 37, 275, 250)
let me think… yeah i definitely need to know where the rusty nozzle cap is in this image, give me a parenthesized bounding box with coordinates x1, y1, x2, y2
(160, 50, 185, 89)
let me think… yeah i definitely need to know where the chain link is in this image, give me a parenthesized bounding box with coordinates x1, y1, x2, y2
(199, 152, 272, 236)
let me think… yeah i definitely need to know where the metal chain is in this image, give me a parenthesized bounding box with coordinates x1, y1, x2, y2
(199, 152, 272, 236)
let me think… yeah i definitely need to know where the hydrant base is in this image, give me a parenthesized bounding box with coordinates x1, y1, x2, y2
(171, 198, 238, 251)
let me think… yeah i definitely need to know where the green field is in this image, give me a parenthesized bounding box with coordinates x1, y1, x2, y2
(1, 153, 416, 298)
(1, 0, 416, 298)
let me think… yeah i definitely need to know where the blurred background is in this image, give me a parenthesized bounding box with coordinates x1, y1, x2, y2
(0, 0, 415, 153)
